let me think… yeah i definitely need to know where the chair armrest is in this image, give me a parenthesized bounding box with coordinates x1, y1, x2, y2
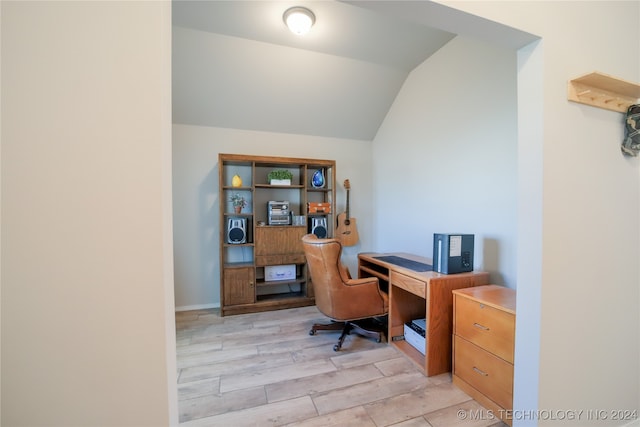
(344, 277, 379, 287)
(340, 276, 388, 317)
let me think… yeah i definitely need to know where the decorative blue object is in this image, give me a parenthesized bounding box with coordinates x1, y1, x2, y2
(311, 169, 325, 188)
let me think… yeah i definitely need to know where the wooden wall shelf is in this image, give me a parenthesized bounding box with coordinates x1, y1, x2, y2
(568, 72, 640, 113)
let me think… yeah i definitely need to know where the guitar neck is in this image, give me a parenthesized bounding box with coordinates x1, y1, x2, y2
(345, 190, 350, 220)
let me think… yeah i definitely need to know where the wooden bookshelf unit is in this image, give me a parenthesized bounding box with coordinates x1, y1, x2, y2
(219, 154, 335, 316)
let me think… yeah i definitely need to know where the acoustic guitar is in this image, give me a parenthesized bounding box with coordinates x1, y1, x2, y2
(336, 179, 359, 246)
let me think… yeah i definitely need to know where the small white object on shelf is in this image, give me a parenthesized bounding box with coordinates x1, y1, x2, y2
(404, 320, 426, 355)
(265, 265, 296, 282)
(270, 179, 291, 186)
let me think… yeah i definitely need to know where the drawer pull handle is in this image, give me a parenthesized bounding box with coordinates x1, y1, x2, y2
(473, 322, 490, 331)
(473, 366, 489, 376)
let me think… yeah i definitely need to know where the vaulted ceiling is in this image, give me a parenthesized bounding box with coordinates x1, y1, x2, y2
(172, 1, 457, 140)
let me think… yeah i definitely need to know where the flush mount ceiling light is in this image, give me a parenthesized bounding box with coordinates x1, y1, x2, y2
(283, 6, 315, 35)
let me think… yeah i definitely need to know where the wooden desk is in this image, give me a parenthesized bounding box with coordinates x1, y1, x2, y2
(358, 252, 490, 376)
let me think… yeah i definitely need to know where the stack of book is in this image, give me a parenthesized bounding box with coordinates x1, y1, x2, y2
(404, 318, 426, 355)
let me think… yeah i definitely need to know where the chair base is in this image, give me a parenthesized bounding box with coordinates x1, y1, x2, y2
(309, 317, 387, 351)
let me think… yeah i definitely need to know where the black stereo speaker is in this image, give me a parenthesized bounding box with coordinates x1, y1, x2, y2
(433, 233, 474, 274)
(227, 218, 247, 244)
(310, 217, 328, 238)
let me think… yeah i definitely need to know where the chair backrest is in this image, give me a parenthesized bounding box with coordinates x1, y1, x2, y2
(302, 234, 352, 320)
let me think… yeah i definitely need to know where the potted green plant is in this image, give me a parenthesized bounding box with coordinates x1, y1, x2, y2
(229, 193, 247, 213)
(268, 169, 293, 185)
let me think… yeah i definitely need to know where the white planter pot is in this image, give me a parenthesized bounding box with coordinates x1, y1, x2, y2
(270, 179, 291, 185)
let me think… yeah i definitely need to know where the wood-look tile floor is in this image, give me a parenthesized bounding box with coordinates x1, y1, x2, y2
(176, 305, 507, 427)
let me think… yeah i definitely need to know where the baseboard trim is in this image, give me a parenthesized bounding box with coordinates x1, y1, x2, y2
(175, 303, 219, 312)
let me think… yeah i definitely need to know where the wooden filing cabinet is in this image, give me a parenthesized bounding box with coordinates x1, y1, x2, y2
(452, 285, 516, 426)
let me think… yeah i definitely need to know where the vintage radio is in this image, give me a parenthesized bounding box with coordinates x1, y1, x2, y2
(307, 202, 331, 214)
(264, 264, 296, 282)
(268, 201, 290, 225)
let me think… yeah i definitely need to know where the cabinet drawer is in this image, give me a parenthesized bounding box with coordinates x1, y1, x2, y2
(255, 227, 306, 256)
(390, 271, 425, 298)
(255, 254, 306, 267)
(454, 335, 513, 410)
(455, 294, 515, 363)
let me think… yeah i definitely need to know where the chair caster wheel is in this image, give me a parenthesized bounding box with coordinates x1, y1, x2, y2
(376, 338, 382, 343)
(333, 344, 341, 351)
(309, 330, 316, 336)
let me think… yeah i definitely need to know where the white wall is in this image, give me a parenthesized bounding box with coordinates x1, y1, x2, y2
(0, 2, 3, 421)
(1, 2, 177, 425)
(372, 35, 517, 288)
(440, 1, 640, 425)
(514, 38, 544, 423)
(172, 124, 373, 309)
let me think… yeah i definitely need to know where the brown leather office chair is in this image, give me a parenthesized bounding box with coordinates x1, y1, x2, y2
(302, 234, 388, 351)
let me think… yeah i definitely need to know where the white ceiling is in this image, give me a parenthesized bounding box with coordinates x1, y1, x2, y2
(172, 1, 456, 140)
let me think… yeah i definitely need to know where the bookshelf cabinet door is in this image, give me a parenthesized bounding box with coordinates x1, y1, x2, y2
(223, 267, 255, 306)
(255, 226, 306, 266)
